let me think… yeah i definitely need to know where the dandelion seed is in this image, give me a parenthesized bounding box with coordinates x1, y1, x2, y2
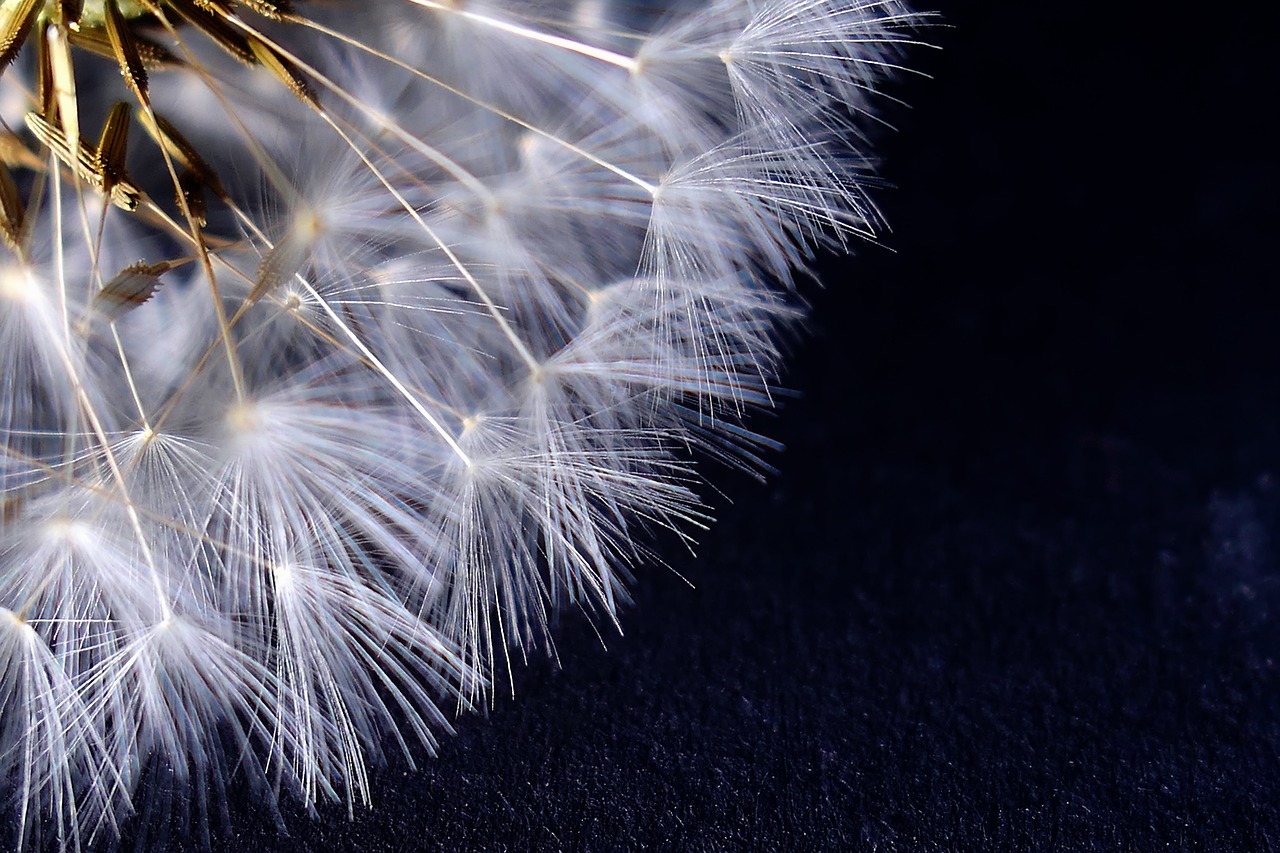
(0, 0, 926, 847)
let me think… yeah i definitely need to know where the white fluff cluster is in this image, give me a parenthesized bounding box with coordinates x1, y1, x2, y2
(0, 0, 919, 848)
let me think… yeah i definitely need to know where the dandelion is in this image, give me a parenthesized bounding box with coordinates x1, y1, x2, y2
(0, 0, 924, 847)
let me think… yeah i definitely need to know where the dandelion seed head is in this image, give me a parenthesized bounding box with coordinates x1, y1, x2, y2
(0, 0, 926, 846)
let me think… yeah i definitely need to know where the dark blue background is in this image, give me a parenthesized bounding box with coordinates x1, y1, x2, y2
(168, 2, 1280, 850)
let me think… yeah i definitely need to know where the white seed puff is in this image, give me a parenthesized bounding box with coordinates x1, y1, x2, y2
(0, 0, 924, 848)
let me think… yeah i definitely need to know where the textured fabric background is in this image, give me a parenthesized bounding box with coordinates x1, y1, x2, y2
(163, 2, 1277, 850)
